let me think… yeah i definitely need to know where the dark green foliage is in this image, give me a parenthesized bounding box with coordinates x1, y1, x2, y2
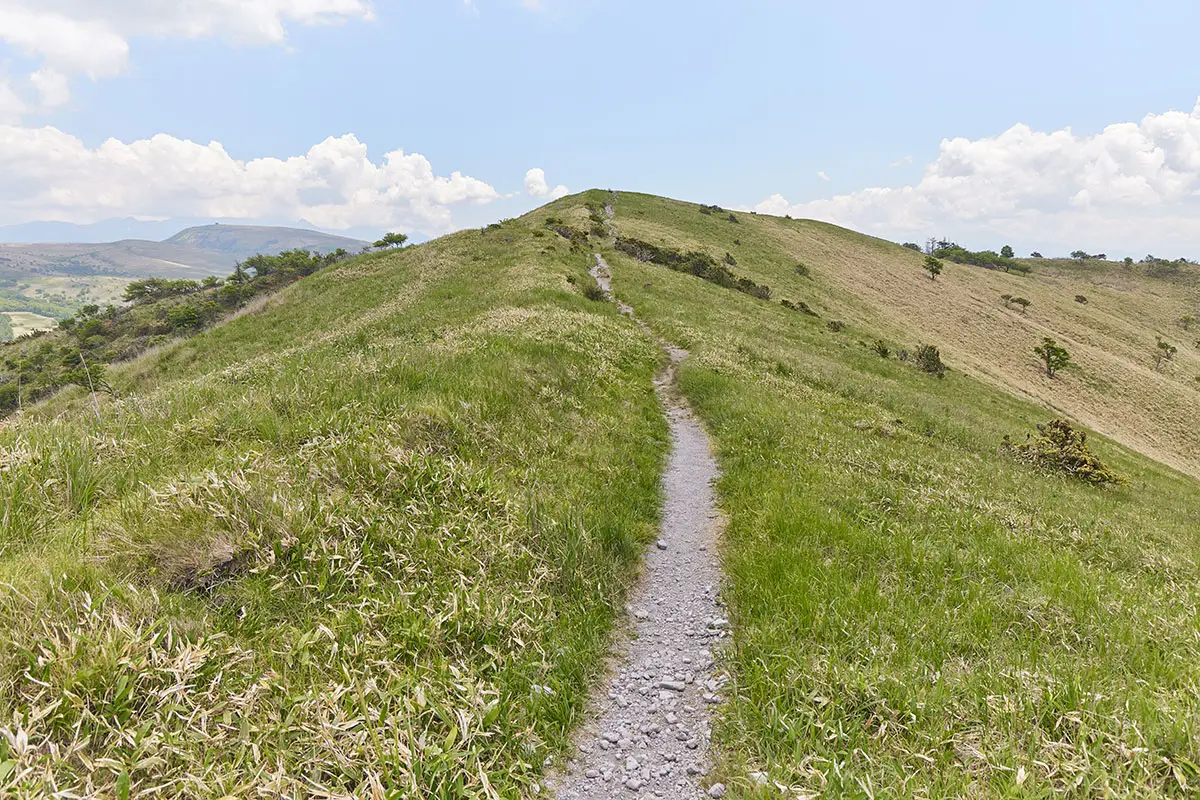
(934, 244, 1030, 274)
(872, 339, 890, 358)
(1034, 337, 1070, 377)
(1030, 251, 1043, 258)
(1154, 337, 1178, 369)
(581, 278, 607, 302)
(924, 255, 943, 280)
(0, 248, 350, 416)
(827, 320, 846, 333)
(1000, 245, 1015, 259)
(913, 343, 946, 378)
(794, 262, 811, 278)
(1005, 419, 1123, 485)
(373, 232, 409, 249)
(724, 252, 737, 266)
(727, 213, 739, 223)
(123, 278, 202, 304)
(613, 237, 771, 301)
(698, 204, 723, 215)
(780, 299, 818, 317)
(902, 242, 921, 251)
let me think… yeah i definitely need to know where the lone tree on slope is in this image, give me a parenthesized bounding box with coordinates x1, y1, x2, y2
(1001, 245, 1015, 259)
(1034, 337, 1071, 378)
(924, 255, 944, 280)
(374, 232, 409, 249)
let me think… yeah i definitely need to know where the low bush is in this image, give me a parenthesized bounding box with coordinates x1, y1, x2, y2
(914, 343, 946, 378)
(1005, 419, 1124, 485)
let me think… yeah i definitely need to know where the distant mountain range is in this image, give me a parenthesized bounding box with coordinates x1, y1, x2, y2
(0, 224, 371, 280)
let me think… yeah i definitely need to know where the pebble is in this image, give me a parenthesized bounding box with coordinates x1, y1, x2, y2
(550, 254, 728, 800)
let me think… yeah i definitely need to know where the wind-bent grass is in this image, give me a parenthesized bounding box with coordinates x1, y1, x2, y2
(583, 191, 1200, 798)
(0, 223, 668, 797)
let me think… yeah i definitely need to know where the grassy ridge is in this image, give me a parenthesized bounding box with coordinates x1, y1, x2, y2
(585, 191, 1200, 797)
(0, 223, 668, 796)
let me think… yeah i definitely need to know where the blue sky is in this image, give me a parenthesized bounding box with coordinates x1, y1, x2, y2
(2, 1, 1200, 256)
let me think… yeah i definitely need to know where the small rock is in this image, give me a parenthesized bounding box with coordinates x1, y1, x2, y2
(708, 784, 727, 798)
(657, 681, 686, 692)
(749, 771, 768, 787)
(625, 757, 640, 771)
(656, 540, 668, 550)
(586, 769, 600, 779)
(634, 609, 650, 620)
(624, 778, 644, 791)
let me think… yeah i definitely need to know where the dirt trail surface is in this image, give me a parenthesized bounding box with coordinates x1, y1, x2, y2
(550, 255, 730, 799)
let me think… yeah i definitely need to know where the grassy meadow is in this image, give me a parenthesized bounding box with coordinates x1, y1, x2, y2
(564, 190, 1200, 797)
(0, 223, 669, 796)
(3, 188, 1199, 798)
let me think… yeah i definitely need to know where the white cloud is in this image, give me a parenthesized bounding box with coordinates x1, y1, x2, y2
(0, 1, 374, 114)
(524, 167, 569, 200)
(816, 171, 830, 182)
(889, 155, 913, 168)
(0, 126, 500, 234)
(759, 99, 1200, 255)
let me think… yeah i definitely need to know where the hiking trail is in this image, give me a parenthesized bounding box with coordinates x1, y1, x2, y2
(550, 253, 730, 799)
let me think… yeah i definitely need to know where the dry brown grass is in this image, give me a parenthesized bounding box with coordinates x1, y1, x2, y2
(615, 202, 1200, 477)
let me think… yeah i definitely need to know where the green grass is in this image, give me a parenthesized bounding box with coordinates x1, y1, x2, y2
(0, 222, 669, 796)
(583, 190, 1200, 798)
(5, 189, 1200, 798)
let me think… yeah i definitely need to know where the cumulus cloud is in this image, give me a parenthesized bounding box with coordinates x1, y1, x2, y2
(0, 126, 500, 234)
(0, 1, 373, 113)
(758, 99, 1200, 255)
(816, 171, 830, 181)
(524, 168, 569, 199)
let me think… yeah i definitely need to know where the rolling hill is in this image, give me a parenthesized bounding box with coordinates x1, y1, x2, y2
(0, 224, 371, 337)
(1, 191, 1197, 798)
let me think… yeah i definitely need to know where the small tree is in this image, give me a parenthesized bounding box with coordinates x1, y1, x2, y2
(924, 255, 943, 280)
(373, 232, 409, 249)
(1034, 337, 1071, 377)
(902, 242, 921, 251)
(1030, 251, 1043, 258)
(1070, 250, 1090, 260)
(1012, 297, 1031, 314)
(1154, 337, 1178, 369)
(1000, 245, 1015, 259)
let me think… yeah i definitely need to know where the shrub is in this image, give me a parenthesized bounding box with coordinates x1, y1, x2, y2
(1180, 315, 1196, 331)
(1005, 419, 1123, 485)
(1034, 337, 1070, 377)
(1075, 295, 1088, 304)
(581, 279, 607, 302)
(914, 344, 946, 378)
(727, 214, 739, 223)
(1154, 337, 1178, 369)
(872, 339, 890, 358)
(902, 242, 921, 251)
(1030, 252, 1043, 258)
(924, 256, 943, 280)
(1012, 297, 1031, 313)
(1000, 245, 1014, 258)
(827, 320, 846, 333)
(724, 252, 737, 266)
(1001, 294, 1013, 308)
(167, 305, 201, 331)
(794, 263, 811, 278)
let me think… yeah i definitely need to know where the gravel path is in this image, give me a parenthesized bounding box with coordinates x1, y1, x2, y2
(549, 255, 729, 800)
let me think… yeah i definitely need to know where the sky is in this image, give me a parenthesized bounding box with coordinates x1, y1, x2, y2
(2, 0, 1200, 257)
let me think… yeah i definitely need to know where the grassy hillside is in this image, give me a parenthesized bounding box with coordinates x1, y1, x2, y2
(606, 198, 1200, 479)
(550, 190, 1198, 797)
(0, 224, 668, 796)
(2, 191, 1199, 797)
